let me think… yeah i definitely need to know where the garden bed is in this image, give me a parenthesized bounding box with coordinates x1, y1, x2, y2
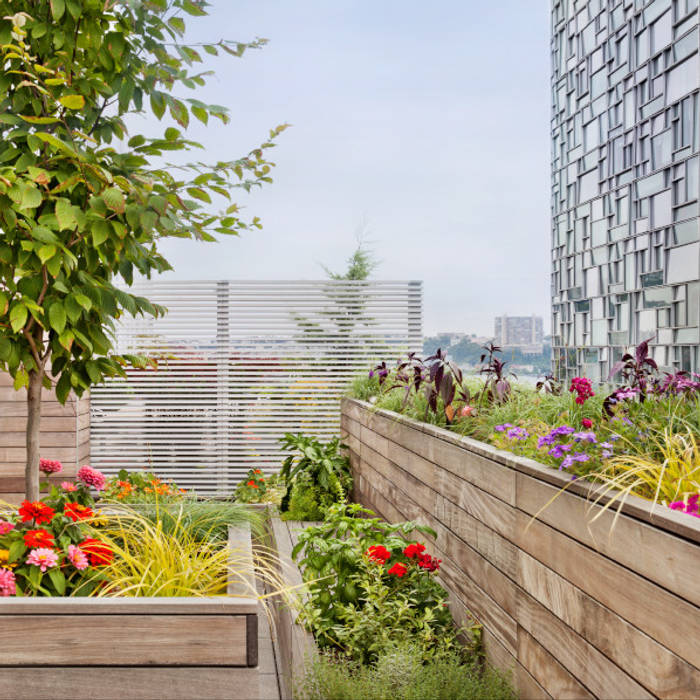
(342, 397, 700, 700)
(0, 525, 261, 700)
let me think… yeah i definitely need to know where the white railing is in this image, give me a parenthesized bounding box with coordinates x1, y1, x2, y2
(90, 280, 422, 495)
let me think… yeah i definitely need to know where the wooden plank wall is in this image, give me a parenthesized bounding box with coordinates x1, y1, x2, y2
(341, 398, 700, 700)
(0, 373, 89, 502)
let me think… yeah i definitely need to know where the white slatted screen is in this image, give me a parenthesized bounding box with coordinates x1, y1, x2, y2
(90, 280, 422, 495)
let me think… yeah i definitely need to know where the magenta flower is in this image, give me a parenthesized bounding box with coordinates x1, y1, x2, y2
(77, 465, 106, 491)
(0, 520, 15, 535)
(26, 548, 59, 572)
(39, 458, 63, 475)
(66, 544, 89, 571)
(669, 495, 700, 518)
(0, 568, 16, 597)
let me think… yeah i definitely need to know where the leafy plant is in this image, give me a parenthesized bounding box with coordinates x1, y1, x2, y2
(296, 644, 515, 700)
(234, 469, 285, 506)
(292, 503, 468, 662)
(102, 470, 187, 504)
(282, 473, 327, 521)
(606, 337, 658, 408)
(0, 2, 286, 500)
(279, 433, 352, 513)
(478, 343, 516, 405)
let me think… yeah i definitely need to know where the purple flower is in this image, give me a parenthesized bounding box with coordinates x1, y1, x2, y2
(538, 435, 555, 448)
(548, 443, 572, 459)
(552, 425, 575, 436)
(616, 389, 638, 400)
(506, 427, 529, 441)
(495, 423, 514, 432)
(573, 431, 597, 443)
(560, 452, 590, 470)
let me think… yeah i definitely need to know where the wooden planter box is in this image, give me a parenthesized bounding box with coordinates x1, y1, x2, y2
(266, 516, 317, 700)
(341, 397, 700, 700)
(0, 526, 261, 700)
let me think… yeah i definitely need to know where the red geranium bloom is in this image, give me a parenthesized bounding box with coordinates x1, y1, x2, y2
(64, 502, 94, 522)
(387, 562, 408, 577)
(24, 528, 55, 549)
(18, 501, 55, 525)
(365, 545, 391, 564)
(403, 542, 426, 559)
(417, 553, 441, 572)
(79, 538, 114, 566)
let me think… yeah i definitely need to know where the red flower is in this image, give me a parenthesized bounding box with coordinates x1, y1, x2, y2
(366, 545, 391, 564)
(403, 542, 426, 559)
(247, 480, 259, 488)
(581, 418, 593, 429)
(64, 502, 94, 522)
(387, 562, 408, 577)
(254, 469, 262, 475)
(79, 538, 114, 566)
(24, 529, 55, 549)
(417, 553, 441, 572)
(18, 501, 55, 525)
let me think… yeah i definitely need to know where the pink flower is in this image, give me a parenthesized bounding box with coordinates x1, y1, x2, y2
(26, 548, 59, 572)
(0, 568, 16, 597)
(61, 482, 78, 492)
(0, 520, 15, 535)
(77, 465, 106, 491)
(66, 544, 89, 571)
(39, 458, 63, 475)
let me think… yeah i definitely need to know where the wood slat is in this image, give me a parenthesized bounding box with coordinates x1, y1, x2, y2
(0, 615, 248, 666)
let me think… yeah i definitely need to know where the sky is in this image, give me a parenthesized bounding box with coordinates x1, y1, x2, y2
(145, 0, 552, 336)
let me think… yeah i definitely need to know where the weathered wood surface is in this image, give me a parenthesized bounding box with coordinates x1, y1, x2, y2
(0, 668, 261, 700)
(267, 517, 318, 700)
(343, 398, 700, 700)
(0, 372, 89, 500)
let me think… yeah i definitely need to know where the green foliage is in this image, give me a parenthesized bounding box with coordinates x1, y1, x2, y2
(292, 503, 471, 663)
(102, 469, 187, 503)
(279, 433, 352, 516)
(322, 239, 378, 281)
(296, 644, 516, 700)
(0, 1, 286, 493)
(281, 472, 327, 521)
(234, 469, 286, 506)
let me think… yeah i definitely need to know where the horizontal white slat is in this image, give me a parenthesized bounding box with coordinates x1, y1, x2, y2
(91, 280, 422, 494)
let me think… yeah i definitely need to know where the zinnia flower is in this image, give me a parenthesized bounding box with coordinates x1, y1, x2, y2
(77, 465, 106, 491)
(66, 544, 89, 570)
(24, 529, 55, 549)
(387, 562, 408, 577)
(0, 568, 16, 597)
(26, 548, 59, 572)
(247, 480, 259, 488)
(366, 544, 391, 564)
(61, 481, 78, 492)
(0, 520, 15, 535)
(79, 538, 114, 566)
(63, 502, 94, 522)
(39, 458, 63, 475)
(18, 501, 55, 525)
(403, 543, 426, 559)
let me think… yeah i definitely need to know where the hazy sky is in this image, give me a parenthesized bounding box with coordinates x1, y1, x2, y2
(147, 0, 552, 336)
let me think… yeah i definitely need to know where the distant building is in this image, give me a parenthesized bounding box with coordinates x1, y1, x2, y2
(494, 315, 544, 354)
(551, 1, 700, 380)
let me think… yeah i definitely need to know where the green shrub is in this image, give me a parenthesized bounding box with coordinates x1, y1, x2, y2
(281, 473, 328, 521)
(295, 644, 516, 700)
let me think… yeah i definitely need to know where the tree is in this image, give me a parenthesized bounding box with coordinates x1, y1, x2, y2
(0, 0, 287, 500)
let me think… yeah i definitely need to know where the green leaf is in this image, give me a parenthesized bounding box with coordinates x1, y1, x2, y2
(191, 106, 208, 125)
(92, 219, 110, 246)
(168, 16, 186, 34)
(50, 0, 65, 20)
(48, 568, 66, 595)
(102, 187, 125, 214)
(0, 291, 8, 316)
(31, 226, 59, 244)
(0, 338, 12, 361)
(20, 184, 42, 210)
(59, 95, 86, 110)
(49, 303, 66, 334)
(8, 540, 26, 564)
(55, 198, 78, 230)
(55, 372, 71, 404)
(186, 187, 211, 203)
(58, 329, 74, 351)
(18, 116, 61, 125)
(9, 303, 28, 333)
(74, 293, 92, 312)
(37, 244, 56, 264)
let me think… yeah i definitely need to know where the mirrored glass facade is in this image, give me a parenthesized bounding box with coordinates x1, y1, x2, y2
(551, 0, 700, 381)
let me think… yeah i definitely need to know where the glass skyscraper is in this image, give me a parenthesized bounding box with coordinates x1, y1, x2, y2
(551, 0, 700, 381)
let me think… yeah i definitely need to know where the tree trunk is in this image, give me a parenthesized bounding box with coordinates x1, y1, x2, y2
(25, 369, 43, 502)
